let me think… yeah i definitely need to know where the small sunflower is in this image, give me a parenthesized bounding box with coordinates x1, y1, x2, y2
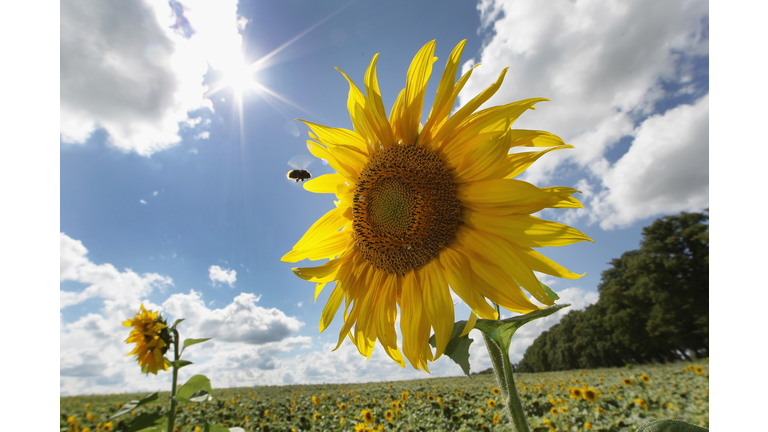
(361, 409, 374, 425)
(354, 423, 366, 432)
(694, 366, 705, 375)
(492, 414, 500, 425)
(427, 395, 435, 402)
(123, 305, 171, 375)
(492, 387, 501, 396)
(550, 408, 558, 416)
(595, 407, 604, 415)
(570, 387, 583, 398)
(582, 388, 598, 403)
(622, 378, 634, 386)
(282, 40, 591, 370)
(634, 398, 649, 410)
(385, 410, 394, 422)
(312, 396, 320, 407)
(103, 423, 114, 431)
(487, 399, 497, 409)
(585, 422, 593, 430)
(640, 374, 650, 383)
(339, 402, 347, 411)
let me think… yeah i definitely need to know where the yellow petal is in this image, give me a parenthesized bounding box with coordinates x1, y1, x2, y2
(303, 173, 352, 194)
(511, 243, 586, 280)
(419, 260, 454, 361)
(319, 283, 346, 333)
(431, 67, 509, 148)
(437, 246, 498, 320)
(374, 274, 405, 367)
(306, 141, 358, 182)
(289, 205, 351, 251)
(497, 145, 574, 180)
(508, 129, 566, 148)
(457, 178, 554, 207)
(291, 252, 353, 283)
(464, 212, 593, 248)
(363, 54, 396, 148)
(419, 39, 466, 149)
(453, 123, 514, 183)
(459, 310, 477, 338)
(397, 40, 436, 145)
(299, 120, 369, 156)
(400, 270, 423, 370)
(281, 230, 353, 263)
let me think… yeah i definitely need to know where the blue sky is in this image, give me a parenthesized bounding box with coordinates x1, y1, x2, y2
(54, 0, 712, 397)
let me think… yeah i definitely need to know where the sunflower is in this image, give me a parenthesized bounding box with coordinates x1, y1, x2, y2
(492, 414, 501, 425)
(640, 374, 650, 383)
(282, 40, 591, 370)
(312, 413, 321, 421)
(549, 408, 558, 416)
(694, 366, 705, 375)
(622, 378, 634, 386)
(123, 304, 171, 375)
(582, 388, 598, 403)
(339, 402, 347, 411)
(385, 410, 395, 422)
(361, 409, 374, 425)
(585, 422, 593, 430)
(487, 399, 497, 409)
(312, 396, 320, 407)
(492, 387, 501, 396)
(634, 398, 649, 410)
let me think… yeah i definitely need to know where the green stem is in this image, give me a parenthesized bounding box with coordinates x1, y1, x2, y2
(482, 332, 529, 432)
(168, 329, 180, 432)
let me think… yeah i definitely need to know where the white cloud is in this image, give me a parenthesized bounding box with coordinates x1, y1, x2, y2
(208, 265, 236, 287)
(60, 233, 173, 309)
(139, 199, 147, 205)
(588, 95, 709, 229)
(60, 0, 241, 156)
(162, 290, 302, 344)
(460, 0, 708, 227)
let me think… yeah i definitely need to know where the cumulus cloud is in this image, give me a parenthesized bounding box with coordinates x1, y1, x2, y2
(60, 233, 173, 309)
(208, 265, 236, 287)
(588, 95, 709, 229)
(162, 290, 303, 344)
(60, 0, 241, 156)
(460, 0, 708, 227)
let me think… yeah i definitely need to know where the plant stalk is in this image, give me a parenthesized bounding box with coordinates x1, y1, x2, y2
(168, 329, 180, 432)
(483, 332, 529, 432)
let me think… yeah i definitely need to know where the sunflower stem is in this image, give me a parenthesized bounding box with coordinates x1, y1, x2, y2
(483, 332, 529, 432)
(168, 328, 180, 432)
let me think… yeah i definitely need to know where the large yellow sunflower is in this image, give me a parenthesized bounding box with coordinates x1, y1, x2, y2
(123, 304, 171, 375)
(282, 40, 592, 371)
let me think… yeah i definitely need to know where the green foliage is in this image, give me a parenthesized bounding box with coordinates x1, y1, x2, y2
(60, 360, 709, 431)
(176, 375, 213, 403)
(111, 392, 159, 419)
(517, 210, 709, 373)
(429, 321, 474, 376)
(637, 419, 709, 432)
(181, 338, 212, 355)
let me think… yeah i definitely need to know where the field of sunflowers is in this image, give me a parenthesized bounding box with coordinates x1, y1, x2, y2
(60, 359, 708, 432)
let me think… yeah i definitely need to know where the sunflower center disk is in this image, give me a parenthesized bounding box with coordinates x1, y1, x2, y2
(353, 145, 461, 275)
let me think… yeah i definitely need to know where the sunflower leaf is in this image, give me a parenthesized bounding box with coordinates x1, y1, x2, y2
(125, 412, 165, 432)
(181, 338, 212, 355)
(540, 281, 560, 302)
(171, 319, 185, 329)
(636, 419, 709, 432)
(110, 392, 159, 419)
(428, 320, 474, 377)
(474, 304, 570, 354)
(169, 360, 193, 370)
(175, 375, 213, 403)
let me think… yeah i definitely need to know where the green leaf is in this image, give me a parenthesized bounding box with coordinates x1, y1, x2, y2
(175, 375, 212, 403)
(429, 321, 474, 377)
(182, 338, 212, 354)
(204, 422, 231, 432)
(110, 392, 159, 419)
(169, 360, 193, 370)
(540, 281, 559, 302)
(473, 304, 570, 354)
(125, 412, 165, 432)
(171, 319, 185, 329)
(188, 389, 212, 402)
(636, 419, 709, 432)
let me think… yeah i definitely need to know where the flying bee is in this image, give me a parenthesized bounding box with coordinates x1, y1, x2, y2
(287, 169, 312, 182)
(286, 154, 315, 184)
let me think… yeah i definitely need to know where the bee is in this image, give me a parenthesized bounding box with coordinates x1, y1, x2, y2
(286, 154, 315, 184)
(287, 169, 312, 182)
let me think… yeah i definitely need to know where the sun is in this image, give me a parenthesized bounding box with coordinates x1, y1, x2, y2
(219, 59, 258, 98)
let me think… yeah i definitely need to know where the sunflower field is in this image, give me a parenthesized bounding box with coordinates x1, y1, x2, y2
(60, 359, 708, 432)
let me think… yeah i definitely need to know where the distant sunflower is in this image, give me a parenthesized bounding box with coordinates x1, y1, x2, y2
(694, 366, 705, 375)
(282, 40, 591, 370)
(492, 414, 501, 425)
(385, 410, 394, 422)
(487, 399, 497, 409)
(622, 378, 634, 386)
(582, 388, 598, 403)
(312, 413, 321, 421)
(123, 305, 171, 375)
(361, 409, 374, 425)
(492, 387, 501, 396)
(640, 374, 651, 383)
(339, 403, 347, 411)
(634, 398, 649, 410)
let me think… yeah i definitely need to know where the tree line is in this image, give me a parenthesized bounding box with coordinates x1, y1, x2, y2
(516, 210, 709, 373)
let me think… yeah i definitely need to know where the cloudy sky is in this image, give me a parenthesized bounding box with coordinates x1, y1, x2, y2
(51, 0, 716, 398)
